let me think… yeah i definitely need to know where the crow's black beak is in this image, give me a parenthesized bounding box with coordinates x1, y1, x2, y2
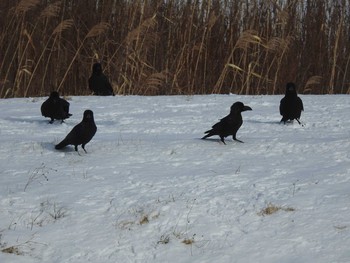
(243, 105, 252, 111)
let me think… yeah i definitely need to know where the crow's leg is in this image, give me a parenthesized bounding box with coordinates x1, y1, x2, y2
(74, 145, 82, 155)
(233, 136, 244, 143)
(220, 136, 226, 145)
(82, 144, 88, 153)
(280, 117, 287, 124)
(296, 118, 305, 127)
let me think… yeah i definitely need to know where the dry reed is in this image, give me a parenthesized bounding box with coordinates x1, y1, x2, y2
(1, 0, 350, 97)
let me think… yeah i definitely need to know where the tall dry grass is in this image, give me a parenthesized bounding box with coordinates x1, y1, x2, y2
(1, 0, 350, 97)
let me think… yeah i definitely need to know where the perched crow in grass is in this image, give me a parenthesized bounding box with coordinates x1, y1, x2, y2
(41, 91, 72, 123)
(280, 82, 304, 124)
(202, 101, 252, 144)
(55, 110, 97, 153)
(88, 63, 114, 96)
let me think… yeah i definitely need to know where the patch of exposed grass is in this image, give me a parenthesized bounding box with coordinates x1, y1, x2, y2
(1, 246, 22, 255)
(182, 237, 195, 245)
(258, 203, 295, 216)
(139, 215, 149, 225)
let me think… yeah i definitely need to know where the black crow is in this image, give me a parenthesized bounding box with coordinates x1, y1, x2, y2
(202, 101, 252, 144)
(55, 110, 97, 153)
(88, 63, 114, 96)
(41, 91, 72, 123)
(280, 82, 304, 124)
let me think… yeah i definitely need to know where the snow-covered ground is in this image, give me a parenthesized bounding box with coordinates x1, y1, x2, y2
(0, 94, 349, 263)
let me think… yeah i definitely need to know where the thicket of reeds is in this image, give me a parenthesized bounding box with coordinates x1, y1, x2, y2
(1, 0, 350, 97)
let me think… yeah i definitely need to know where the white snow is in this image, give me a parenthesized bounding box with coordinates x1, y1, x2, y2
(0, 94, 349, 263)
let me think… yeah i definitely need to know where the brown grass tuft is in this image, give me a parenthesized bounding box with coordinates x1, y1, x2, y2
(15, 0, 40, 14)
(125, 14, 157, 44)
(52, 19, 74, 35)
(182, 238, 195, 245)
(86, 22, 110, 38)
(1, 246, 22, 255)
(144, 71, 169, 95)
(258, 203, 295, 216)
(236, 30, 262, 49)
(40, 1, 62, 18)
(304, 75, 323, 93)
(139, 215, 149, 225)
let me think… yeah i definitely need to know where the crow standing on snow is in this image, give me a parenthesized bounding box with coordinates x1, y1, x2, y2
(280, 82, 304, 124)
(41, 91, 72, 123)
(88, 62, 115, 96)
(55, 110, 97, 153)
(202, 101, 252, 144)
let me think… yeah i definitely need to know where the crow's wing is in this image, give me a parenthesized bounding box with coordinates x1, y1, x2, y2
(279, 97, 286, 116)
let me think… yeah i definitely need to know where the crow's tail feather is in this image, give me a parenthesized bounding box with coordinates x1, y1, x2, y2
(55, 139, 68, 150)
(202, 130, 214, 139)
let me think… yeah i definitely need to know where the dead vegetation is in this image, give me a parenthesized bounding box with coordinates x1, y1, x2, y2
(1, 0, 350, 98)
(258, 203, 295, 216)
(182, 236, 195, 245)
(0, 233, 41, 256)
(1, 246, 22, 255)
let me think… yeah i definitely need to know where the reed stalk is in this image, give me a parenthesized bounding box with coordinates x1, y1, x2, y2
(0, 0, 349, 97)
